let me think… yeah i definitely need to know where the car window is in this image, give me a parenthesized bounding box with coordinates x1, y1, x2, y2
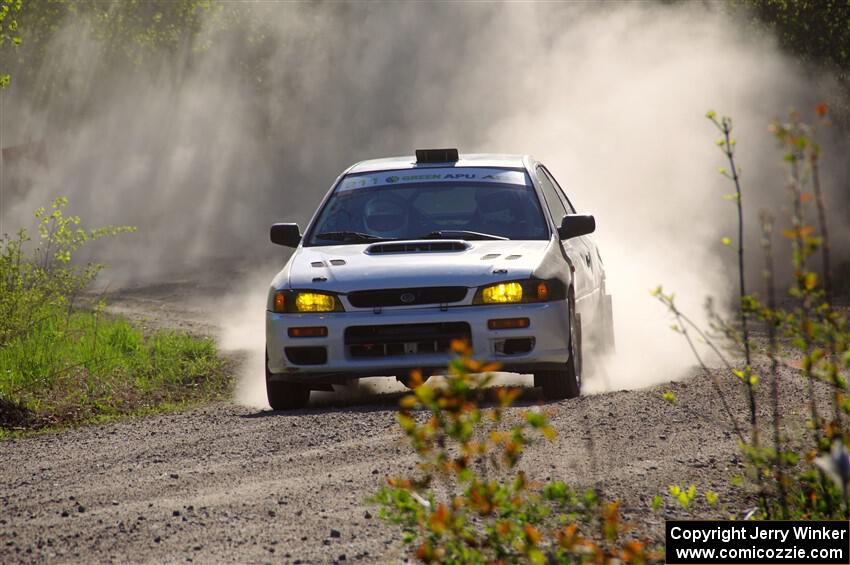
(536, 166, 568, 222)
(541, 167, 577, 214)
(306, 167, 550, 244)
(412, 187, 477, 216)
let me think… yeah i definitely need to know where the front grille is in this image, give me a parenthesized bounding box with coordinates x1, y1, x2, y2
(348, 287, 468, 308)
(345, 322, 471, 358)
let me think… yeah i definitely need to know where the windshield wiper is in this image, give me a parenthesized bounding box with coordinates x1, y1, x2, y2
(421, 230, 508, 241)
(314, 231, 396, 243)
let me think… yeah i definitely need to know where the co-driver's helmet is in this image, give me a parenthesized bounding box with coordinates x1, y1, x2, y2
(363, 196, 408, 238)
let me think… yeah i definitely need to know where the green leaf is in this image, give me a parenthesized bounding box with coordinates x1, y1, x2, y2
(651, 494, 663, 511)
(528, 548, 546, 565)
(526, 410, 546, 428)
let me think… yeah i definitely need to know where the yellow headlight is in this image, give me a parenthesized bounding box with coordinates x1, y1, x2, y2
(481, 282, 523, 304)
(295, 292, 337, 312)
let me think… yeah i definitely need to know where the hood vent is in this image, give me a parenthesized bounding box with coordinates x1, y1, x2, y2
(366, 241, 469, 255)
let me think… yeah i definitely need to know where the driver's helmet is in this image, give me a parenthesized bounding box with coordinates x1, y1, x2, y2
(363, 196, 408, 238)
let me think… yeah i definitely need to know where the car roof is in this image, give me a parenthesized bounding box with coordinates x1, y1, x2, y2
(347, 153, 531, 175)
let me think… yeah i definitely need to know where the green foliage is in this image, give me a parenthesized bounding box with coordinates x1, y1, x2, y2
(669, 484, 691, 508)
(707, 1, 850, 128)
(69, 0, 214, 64)
(0, 311, 228, 430)
(0, 0, 24, 87)
(656, 106, 850, 521)
(0, 199, 227, 431)
(650, 495, 663, 512)
(0, 0, 211, 101)
(0, 197, 134, 347)
(17, 0, 213, 56)
(6, 0, 256, 97)
(734, 1, 850, 101)
(373, 342, 656, 563)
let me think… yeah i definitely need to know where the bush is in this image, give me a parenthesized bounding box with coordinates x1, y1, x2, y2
(0, 198, 229, 432)
(373, 341, 655, 563)
(0, 197, 133, 346)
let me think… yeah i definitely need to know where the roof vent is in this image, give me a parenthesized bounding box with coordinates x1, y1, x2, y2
(415, 148, 459, 164)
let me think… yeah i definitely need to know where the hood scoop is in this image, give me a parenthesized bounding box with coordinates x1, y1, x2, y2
(366, 240, 470, 255)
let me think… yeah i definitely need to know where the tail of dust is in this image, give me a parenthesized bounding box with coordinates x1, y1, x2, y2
(3, 2, 846, 407)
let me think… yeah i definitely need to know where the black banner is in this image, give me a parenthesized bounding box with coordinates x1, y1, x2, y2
(666, 521, 850, 564)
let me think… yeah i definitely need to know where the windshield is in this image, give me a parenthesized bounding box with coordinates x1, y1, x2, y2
(306, 167, 548, 245)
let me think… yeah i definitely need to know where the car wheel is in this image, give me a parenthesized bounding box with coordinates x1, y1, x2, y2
(535, 292, 581, 400)
(265, 350, 310, 410)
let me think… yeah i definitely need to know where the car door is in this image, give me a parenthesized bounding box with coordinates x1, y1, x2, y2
(534, 166, 594, 303)
(540, 166, 603, 294)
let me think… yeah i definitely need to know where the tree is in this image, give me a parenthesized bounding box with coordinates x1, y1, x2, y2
(0, 0, 23, 87)
(734, 1, 850, 116)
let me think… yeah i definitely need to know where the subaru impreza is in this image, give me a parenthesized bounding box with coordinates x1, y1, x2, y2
(265, 149, 613, 409)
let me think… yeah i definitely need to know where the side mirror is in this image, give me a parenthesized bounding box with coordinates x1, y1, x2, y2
(557, 214, 595, 240)
(270, 223, 302, 248)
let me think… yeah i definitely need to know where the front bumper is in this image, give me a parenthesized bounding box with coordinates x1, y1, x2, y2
(266, 300, 571, 383)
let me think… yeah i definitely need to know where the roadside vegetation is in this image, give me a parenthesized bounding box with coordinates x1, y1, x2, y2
(0, 199, 230, 434)
(374, 342, 655, 564)
(655, 105, 850, 521)
(731, 0, 850, 120)
(375, 108, 848, 561)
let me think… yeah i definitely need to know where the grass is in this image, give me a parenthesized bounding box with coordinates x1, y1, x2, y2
(0, 309, 231, 435)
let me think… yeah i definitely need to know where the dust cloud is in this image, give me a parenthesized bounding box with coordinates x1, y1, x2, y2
(1, 2, 846, 407)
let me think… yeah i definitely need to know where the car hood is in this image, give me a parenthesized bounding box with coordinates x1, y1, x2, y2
(274, 239, 553, 292)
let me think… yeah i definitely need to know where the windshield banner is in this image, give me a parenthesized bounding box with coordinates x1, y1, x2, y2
(338, 167, 529, 191)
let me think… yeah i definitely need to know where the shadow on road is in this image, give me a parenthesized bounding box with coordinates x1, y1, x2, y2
(241, 382, 548, 419)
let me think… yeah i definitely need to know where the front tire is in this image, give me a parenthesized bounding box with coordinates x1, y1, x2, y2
(535, 293, 581, 400)
(265, 351, 310, 410)
(397, 374, 431, 389)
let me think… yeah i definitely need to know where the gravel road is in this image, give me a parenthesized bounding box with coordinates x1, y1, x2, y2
(0, 275, 826, 564)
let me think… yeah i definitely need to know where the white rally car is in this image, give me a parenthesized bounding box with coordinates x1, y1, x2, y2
(265, 149, 613, 410)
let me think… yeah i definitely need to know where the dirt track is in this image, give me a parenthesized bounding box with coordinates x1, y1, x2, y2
(0, 277, 824, 564)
